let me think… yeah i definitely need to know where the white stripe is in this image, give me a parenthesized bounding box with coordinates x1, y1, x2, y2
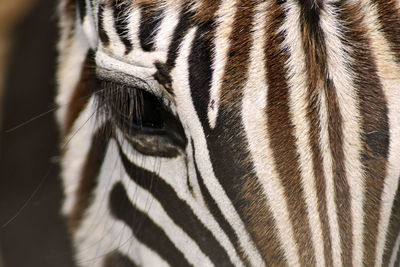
(97, 4, 167, 68)
(321, 3, 364, 266)
(154, 4, 180, 54)
(319, 88, 342, 267)
(207, 0, 237, 129)
(109, 221, 169, 267)
(56, 18, 90, 133)
(101, 6, 129, 56)
(389, 232, 400, 267)
(242, 2, 300, 266)
(82, 0, 97, 48)
(172, 25, 265, 267)
(61, 98, 98, 216)
(282, 2, 326, 266)
(126, 8, 142, 50)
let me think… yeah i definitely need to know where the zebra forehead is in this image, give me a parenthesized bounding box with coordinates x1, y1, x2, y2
(101, 0, 189, 9)
(95, 0, 269, 24)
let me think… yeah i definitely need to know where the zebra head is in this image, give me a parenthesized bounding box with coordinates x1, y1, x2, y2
(57, 0, 400, 266)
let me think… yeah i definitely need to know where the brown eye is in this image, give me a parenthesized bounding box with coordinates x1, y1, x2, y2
(97, 78, 187, 157)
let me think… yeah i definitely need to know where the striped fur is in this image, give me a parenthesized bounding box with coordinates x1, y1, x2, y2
(57, 0, 400, 266)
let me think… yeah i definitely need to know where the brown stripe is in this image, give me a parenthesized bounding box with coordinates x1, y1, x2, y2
(64, 50, 95, 136)
(219, 0, 253, 105)
(130, 0, 158, 7)
(192, 0, 220, 24)
(138, 2, 162, 51)
(63, 0, 76, 22)
(298, 1, 333, 265)
(239, 179, 286, 265)
(325, 78, 352, 266)
(264, 2, 316, 265)
(374, 0, 400, 62)
(383, 180, 400, 266)
(68, 123, 111, 230)
(338, 2, 390, 266)
(216, 1, 286, 264)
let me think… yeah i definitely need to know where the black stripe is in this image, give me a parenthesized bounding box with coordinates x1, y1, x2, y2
(116, 253, 138, 267)
(65, 49, 95, 135)
(98, 4, 110, 46)
(298, 0, 323, 38)
(191, 139, 250, 266)
(153, 7, 192, 92)
(112, 1, 133, 54)
(383, 180, 400, 265)
(187, 22, 211, 126)
(117, 143, 234, 266)
(103, 252, 139, 267)
(69, 123, 111, 230)
(164, 7, 192, 68)
(153, 62, 173, 95)
(77, 0, 86, 22)
(110, 182, 190, 266)
(139, 4, 163, 51)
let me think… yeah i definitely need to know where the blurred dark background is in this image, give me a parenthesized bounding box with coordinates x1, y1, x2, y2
(0, 0, 76, 266)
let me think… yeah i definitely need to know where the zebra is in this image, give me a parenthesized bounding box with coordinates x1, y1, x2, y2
(56, 0, 400, 266)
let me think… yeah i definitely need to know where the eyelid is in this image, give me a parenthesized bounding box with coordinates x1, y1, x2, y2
(96, 67, 153, 93)
(95, 67, 174, 106)
(95, 50, 173, 98)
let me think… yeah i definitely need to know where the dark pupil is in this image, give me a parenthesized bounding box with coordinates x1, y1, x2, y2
(118, 88, 164, 129)
(99, 79, 165, 131)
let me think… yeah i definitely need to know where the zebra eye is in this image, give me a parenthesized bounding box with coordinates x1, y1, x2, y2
(110, 82, 164, 130)
(97, 79, 187, 157)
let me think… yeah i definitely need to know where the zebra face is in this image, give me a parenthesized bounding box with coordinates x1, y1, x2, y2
(57, 0, 400, 266)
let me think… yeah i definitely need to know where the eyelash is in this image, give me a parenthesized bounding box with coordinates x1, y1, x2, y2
(95, 78, 165, 133)
(94, 76, 188, 157)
